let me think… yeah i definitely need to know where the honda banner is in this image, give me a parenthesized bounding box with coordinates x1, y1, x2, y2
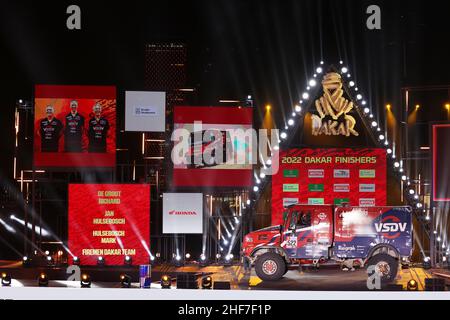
(163, 193, 203, 234)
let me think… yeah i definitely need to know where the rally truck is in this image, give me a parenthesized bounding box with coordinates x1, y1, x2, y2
(242, 204, 412, 283)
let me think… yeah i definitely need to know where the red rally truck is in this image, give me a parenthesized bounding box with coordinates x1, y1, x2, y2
(242, 204, 412, 282)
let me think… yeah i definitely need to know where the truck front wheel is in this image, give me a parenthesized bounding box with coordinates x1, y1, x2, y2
(255, 252, 286, 281)
(367, 253, 398, 283)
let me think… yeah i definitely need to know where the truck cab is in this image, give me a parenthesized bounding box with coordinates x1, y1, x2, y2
(242, 204, 412, 282)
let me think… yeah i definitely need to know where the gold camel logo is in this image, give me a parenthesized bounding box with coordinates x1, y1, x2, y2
(312, 72, 359, 137)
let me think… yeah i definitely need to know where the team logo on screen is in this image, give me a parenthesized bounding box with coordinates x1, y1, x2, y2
(359, 198, 376, 206)
(311, 73, 359, 137)
(334, 169, 350, 178)
(168, 210, 198, 215)
(283, 184, 299, 192)
(333, 184, 350, 192)
(360, 169, 376, 178)
(359, 184, 375, 192)
(308, 169, 324, 178)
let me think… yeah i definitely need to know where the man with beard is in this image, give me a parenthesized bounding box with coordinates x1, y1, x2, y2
(64, 100, 85, 152)
(88, 103, 110, 153)
(39, 105, 63, 152)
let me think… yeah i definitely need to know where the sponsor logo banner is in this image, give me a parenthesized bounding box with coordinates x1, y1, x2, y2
(283, 169, 299, 178)
(359, 184, 375, 192)
(334, 169, 350, 178)
(333, 183, 350, 192)
(163, 193, 203, 234)
(359, 169, 376, 178)
(134, 106, 158, 116)
(283, 198, 299, 207)
(359, 198, 376, 206)
(283, 184, 299, 192)
(334, 198, 350, 205)
(308, 198, 324, 205)
(308, 169, 324, 178)
(308, 183, 324, 192)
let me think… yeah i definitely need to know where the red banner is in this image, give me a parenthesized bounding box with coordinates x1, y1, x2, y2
(272, 148, 387, 225)
(68, 184, 150, 265)
(33, 85, 116, 169)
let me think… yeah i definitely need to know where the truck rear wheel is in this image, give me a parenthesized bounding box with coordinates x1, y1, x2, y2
(255, 252, 286, 281)
(367, 253, 398, 283)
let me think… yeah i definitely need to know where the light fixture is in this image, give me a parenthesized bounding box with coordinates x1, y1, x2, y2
(120, 274, 132, 288)
(409, 189, 415, 195)
(316, 67, 323, 73)
(287, 119, 294, 126)
(407, 279, 418, 291)
(38, 273, 49, 287)
(97, 256, 105, 266)
(349, 81, 355, 87)
(309, 79, 317, 87)
(1, 273, 11, 286)
(45, 250, 50, 256)
(295, 105, 301, 112)
(185, 253, 191, 260)
(253, 186, 259, 192)
(371, 121, 377, 127)
(379, 135, 385, 140)
(302, 92, 309, 100)
(22, 256, 29, 266)
(280, 132, 287, 139)
(387, 148, 392, 154)
(161, 275, 171, 289)
(401, 175, 407, 181)
(124, 255, 132, 265)
(73, 256, 80, 265)
(394, 162, 400, 168)
(259, 172, 266, 179)
(201, 276, 213, 289)
(363, 107, 370, 114)
(341, 67, 348, 73)
(80, 274, 91, 288)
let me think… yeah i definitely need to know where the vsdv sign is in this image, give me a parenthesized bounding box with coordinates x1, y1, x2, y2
(374, 215, 407, 239)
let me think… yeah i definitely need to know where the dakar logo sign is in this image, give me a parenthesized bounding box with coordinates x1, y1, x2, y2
(312, 72, 359, 137)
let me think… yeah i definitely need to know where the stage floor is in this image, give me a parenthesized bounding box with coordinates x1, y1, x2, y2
(1, 261, 449, 299)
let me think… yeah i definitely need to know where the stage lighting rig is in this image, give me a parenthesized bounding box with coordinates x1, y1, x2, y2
(38, 273, 49, 287)
(80, 274, 91, 288)
(174, 255, 184, 267)
(22, 256, 30, 266)
(73, 256, 80, 265)
(201, 276, 212, 289)
(407, 279, 418, 291)
(97, 256, 105, 266)
(160, 275, 171, 289)
(124, 255, 132, 265)
(1, 273, 11, 286)
(199, 254, 208, 267)
(120, 274, 132, 288)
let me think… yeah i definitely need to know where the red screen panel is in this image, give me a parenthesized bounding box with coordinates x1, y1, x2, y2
(68, 184, 150, 265)
(432, 124, 450, 202)
(272, 148, 387, 225)
(173, 106, 253, 187)
(33, 85, 116, 169)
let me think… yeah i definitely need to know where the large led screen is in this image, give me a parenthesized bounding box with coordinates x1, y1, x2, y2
(34, 85, 116, 169)
(272, 148, 387, 225)
(172, 106, 253, 187)
(68, 184, 150, 265)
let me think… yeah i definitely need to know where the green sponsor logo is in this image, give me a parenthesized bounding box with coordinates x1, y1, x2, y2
(283, 184, 299, 192)
(334, 198, 350, 205)
(308, 183, 324, 192)
(308, 198, 324, 205)
(283, 169, 299, 178)
(359, 169, 376, 178)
